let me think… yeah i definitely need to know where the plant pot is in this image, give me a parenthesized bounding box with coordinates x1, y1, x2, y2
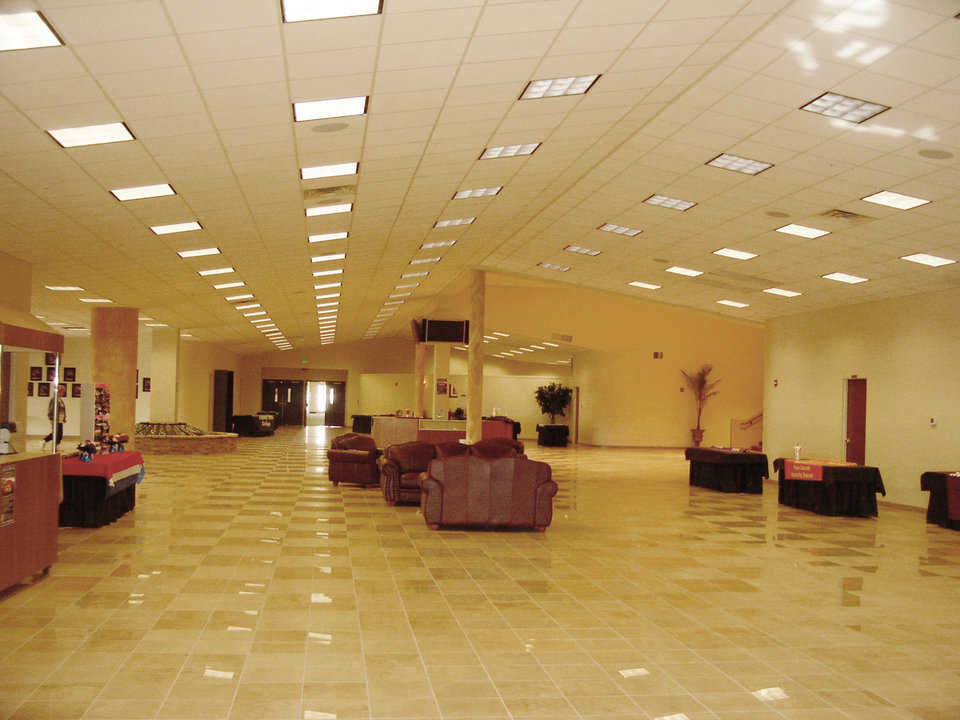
(690, 428, 704, 447)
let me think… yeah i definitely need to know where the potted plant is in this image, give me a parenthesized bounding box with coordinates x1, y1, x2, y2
(534, 382, 573, 446)
(681, 364, 720, 447)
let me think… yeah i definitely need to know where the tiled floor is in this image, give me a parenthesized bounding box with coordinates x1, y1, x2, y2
(2, 426, 960, 720)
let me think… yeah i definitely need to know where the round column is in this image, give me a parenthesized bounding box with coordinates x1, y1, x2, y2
(91, 306, 139, 448)
(466, 270, 485, 443)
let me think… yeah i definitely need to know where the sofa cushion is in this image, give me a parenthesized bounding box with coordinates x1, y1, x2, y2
(332, 433, 378, 452)
(385, 441, 436, 472)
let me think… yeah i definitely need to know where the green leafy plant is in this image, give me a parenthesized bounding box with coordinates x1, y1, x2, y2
(534, 382, 573, 424)
(681, 364, 720, 431)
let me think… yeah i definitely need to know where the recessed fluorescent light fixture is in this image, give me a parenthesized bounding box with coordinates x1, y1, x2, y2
(312, 268, 344, 277)
(480, 143, 540, 159)
(315, 282, 341, 289)
(530, 345, 545, 350)
(862, 190, 930, 210)
(537, 262, 570, 272)
(177, 247, 220, 258)
(717, 299, 749, 308)
(644, 194, 696, 211)
(901, 253, 955, 267)
(706, 153, 772, 175)
(306, 202, 352, 216)
(454, 186, 502, 199)
(521, 75, 600, 100)
(389, 292, 411, 298)
(665, 266, 703, 277)
(144, 322, 168, 327)
(409, 257, 440, 265)
(402, 271, 429, 278)
(281, 0, 381, 22)
(47, 122, 133, 148)
(383, 300, 403, 306)
(225, 294, 254, 301)
(599, 223, 642, 236)
(197, 267, 234, 276)
(243, 310, 267, 317)
(801, 91, 889, 124)
(0, 12, 62, 51)
(714, 248, 757, 260)
(763, 287, 802, 297)
(309, 232, 348, 243)
(138, 316, 153, 321)
(317, 309, 338, 316)
(492, 332, 509, 337)
(542, 341, 558, 347)
(315, 293, 340, 300)
(250, 318, 273, 324)
(628, 281, 661, 290)
(234, 303, 260, 310)
(776, 223, 829, 239)
(421, 240, 456, 249)
(312, 253, 346, 263)
(300, 162, 357, 180)
(294, 96, 367, 121)
(110, 183, 175, 201)
(823, 272, 868, 284)
(214, 281, 244, 289)
(564, 245, 600, 256)
(434, 217, 474, 228)
(316, 301, 339, 308)
(45, 285, 84, 291)
(151, 221, 201, 235)
(395, 283, 419, 289)
(79, 298, 112, 303)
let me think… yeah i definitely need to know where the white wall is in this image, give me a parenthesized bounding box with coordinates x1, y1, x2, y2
(765, 287, 960, 508)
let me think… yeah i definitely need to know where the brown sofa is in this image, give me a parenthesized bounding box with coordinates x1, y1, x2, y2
(421, 455, 557, 531)
(380, 441, 437, 504)
(327, 433, 381, 486)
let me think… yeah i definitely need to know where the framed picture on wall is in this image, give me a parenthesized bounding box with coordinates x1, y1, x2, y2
(29, 366, 42, 381)
(37, 382, 50, 397)
(44, 352, 56, 366)
(27, 382, 33, 397)
(58, 383, 67, 398)
(45, 366, 56, 382)
(72, 384, 82, 398)
(64, 367, 76, 382)
(143, 377, 151, 392)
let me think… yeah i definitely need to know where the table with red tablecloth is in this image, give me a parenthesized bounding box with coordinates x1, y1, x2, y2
(60, 451, 144, 527)
(773, 458, 885, 517)
(684, 447, 768, 494)
(921, 471, 960, 530)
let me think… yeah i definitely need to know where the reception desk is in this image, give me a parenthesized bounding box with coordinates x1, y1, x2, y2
(370, 416, 514, 448)
(371, 416, 420, 449)
(0, 453, 61, 592)
(773, 458, 885, 517)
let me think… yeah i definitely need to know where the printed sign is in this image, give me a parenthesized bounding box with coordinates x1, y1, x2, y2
(783, 460, 823, 482)
(0, 465, 15, 527)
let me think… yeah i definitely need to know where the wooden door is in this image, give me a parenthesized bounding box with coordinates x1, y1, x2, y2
(845, 378, 866, 465)
(283, 380, 305, 426)
(212, 370, 233, 432)
(325, 381, 346, 427)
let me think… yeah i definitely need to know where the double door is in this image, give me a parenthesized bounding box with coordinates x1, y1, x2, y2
(262, 380, 305, 426)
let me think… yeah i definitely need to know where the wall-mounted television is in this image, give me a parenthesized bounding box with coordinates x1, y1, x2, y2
(416, 319, 469, 343)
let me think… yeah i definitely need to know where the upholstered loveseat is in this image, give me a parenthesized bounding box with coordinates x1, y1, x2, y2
(421, 455, 557, 531)
(327, 433, 381, 486)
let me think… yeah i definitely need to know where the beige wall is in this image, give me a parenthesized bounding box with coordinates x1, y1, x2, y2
(765, 287, 960, 508)
(485, 275, 765, 447)
(150, 327, 180, 422)
(177, 340, 241, 431)
(0, 251, 32, 313)
(358, 373, 415, 415)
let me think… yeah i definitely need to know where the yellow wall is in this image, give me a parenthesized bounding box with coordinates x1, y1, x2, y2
(765, 287, 960, 508)
(359, 373, 416, 415)
(177, 340, 241, 431)
(484, 275, 765, 447)
(0, 251, 32, 313)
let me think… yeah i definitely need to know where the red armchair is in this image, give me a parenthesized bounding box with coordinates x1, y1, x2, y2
(379, 441, 437, 505)
(327, 433, 381, 487)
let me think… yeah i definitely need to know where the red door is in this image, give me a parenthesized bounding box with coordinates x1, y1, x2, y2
(845, 378, 866, 465)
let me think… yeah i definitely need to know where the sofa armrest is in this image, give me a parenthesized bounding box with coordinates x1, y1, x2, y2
(327, 449, 379, 464)
(380, 458, 401, 504)
(420, 476, 443, 524)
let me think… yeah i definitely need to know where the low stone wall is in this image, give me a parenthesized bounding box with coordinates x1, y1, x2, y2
(136, 432, 238, 455)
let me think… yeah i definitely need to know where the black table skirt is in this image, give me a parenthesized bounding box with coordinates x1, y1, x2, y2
(351, 414, 373, 434)
(59, 474, 137, 528)
(921, 472, 960, 530)
(537, 425, 569, 447)
(773, 458, 885, 517)
(685, 448, 768, 494)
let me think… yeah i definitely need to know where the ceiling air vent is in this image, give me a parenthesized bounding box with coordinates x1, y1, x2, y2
(552, 333, 573, 342)
(821, 208, 872, 222)
(304, 185, 355, 201)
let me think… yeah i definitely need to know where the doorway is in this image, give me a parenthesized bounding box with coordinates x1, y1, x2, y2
(845, 378, 866, 464)
(305, 381, 346, 427)
(212, 370, 234, 432)
(262, 379, 305, 426)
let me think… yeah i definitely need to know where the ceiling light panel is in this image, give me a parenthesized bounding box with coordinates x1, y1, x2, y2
(315, 282, 341, 289)
(644, 194, 696, 211)
(294, 96, 367, 121)
(225, 294, 253, 301)
(111, 184, 175, 201)
(313, 268, 344, 276)
(763, 288, 802, 297)
(666, 266, 703, 277)
(801, 92, 889, 124)
(564, 245, 601, 256)
(823, 272, 868, 284)
(537, 262, 570, 272)
(714, 248, 757, 260)
(900, 253, 955, 267)
(306, 203, 352, 216)
(776, 224, 829, 239)
(315, 293, 340, 299)
(628, 281, 660, 290)
(0, 11, 61, 51)
(177, 247, 220, 258)
(409, 257, 440, 265)
(282, 0, 382, 22)
(45, 285, 84, 291)
(717, 299, 749, 308)
(707, 153, 772, 175)
(214, 281, 244, 289)
(434, 217, 474, 228)
(151, 221, 202, 235)
(47, 122, 134, 148)
(454, 186, 502, 199)
(421, 240, 456, 249)
(402, 271, 429, 278)
(862, 190, 930, 210)
(309, 232, 348, 243)
(301, 162, 358, 180)
(312, 253, 346, 263)
(79, 298, 112, 303)
(234, 303, 260, 310)
(521, 75, 600, 100)
(197, 267, 234, 276)
(480, 143, 540, 159)
(599, 223, 642, 236)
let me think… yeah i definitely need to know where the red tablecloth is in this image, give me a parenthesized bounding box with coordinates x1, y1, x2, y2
(62, 451, 144, 483)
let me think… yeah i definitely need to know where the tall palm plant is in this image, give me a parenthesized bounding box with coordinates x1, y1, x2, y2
(681, 364, 720, 432)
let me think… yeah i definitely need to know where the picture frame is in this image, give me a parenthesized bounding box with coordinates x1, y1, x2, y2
(58, 383, 67, 398)
(29, 366, 42, 381)
(64, 367, 76, 382)
(44, 352, 57, 366)
(27, 382, 33, 397)
(37, 382, 50, 398)
(143, 377, 151, 392)
(45, 366, 56, 382)
(71, 384, 82, 398)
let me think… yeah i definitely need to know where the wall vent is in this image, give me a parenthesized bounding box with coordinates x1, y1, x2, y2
(552, 333, 573, 342)
(304, 185, 355, 200)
